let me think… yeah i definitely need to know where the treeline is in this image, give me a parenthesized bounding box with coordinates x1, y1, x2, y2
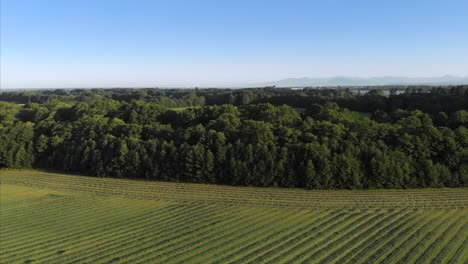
(0, 87, 467, 189)
(1, 85, 467, 113)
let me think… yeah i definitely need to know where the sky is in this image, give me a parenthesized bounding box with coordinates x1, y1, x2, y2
(1, 0, 468, 88)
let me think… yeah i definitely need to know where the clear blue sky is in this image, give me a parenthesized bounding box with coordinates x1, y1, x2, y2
(1, 0, 468, 88)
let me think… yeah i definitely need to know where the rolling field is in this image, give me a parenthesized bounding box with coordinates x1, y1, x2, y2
(1, 170, 467, 263)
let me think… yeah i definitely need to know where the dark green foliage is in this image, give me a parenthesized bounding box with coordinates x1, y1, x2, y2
(0, 121, 35, 168)
(0, 87, 466, 189)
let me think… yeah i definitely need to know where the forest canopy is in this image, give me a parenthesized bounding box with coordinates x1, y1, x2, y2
(0, 86, 467, 189)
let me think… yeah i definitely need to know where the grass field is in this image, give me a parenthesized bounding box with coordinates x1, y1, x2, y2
(1, 170, 467, 263)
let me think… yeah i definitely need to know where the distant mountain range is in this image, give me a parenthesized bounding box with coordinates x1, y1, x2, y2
(253, 75, 468, 87)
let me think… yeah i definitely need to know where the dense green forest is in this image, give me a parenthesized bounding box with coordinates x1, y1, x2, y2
(1, 86, 467, 189)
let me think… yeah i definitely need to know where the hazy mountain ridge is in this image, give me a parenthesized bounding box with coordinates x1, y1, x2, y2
(256, 75, 468, 87)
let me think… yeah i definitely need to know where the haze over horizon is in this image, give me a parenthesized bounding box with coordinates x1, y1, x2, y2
(2, 0, 468, 89)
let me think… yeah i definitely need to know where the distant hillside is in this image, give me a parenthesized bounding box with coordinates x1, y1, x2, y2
(257, 76, 468, 87)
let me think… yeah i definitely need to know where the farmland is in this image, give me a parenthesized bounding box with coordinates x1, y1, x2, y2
(1, 170, 467, 263)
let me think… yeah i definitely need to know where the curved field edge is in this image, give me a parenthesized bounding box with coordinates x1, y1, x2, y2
(1, 170, 467, 209)
(1, 170, 468, 264)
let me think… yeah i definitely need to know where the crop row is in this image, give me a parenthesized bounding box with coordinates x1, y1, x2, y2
(1, 171, 467, 209)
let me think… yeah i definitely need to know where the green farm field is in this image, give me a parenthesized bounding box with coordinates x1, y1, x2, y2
(1, 170, 467, 264)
